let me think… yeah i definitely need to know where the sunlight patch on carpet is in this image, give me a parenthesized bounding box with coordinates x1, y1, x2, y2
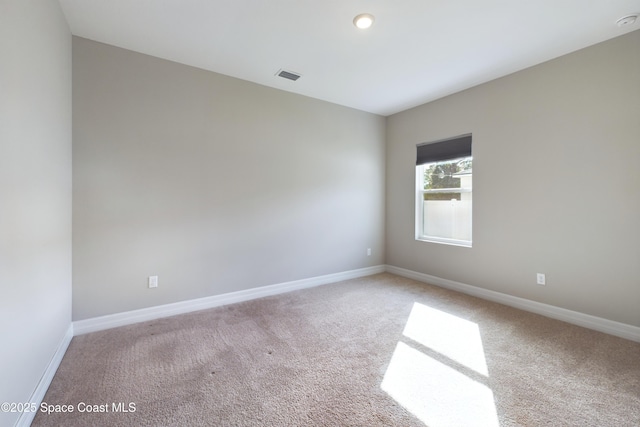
(381, 304, 498, 427)
(403, 302, 488, 376)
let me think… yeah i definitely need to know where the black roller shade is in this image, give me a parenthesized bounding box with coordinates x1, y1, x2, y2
(416, 134, 472, 165)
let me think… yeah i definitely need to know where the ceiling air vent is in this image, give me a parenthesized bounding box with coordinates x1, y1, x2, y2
(276, 69, 301, 81)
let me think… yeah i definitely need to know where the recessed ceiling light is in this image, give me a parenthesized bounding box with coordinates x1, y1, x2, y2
(353, 13, 375, 29)
(616, 14, 638, 27)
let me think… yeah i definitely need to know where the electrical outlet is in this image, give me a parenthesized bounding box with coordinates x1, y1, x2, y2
(367, 248, 372, 256)
(536, 273, 546, 286)
(148, 275, 158, 288)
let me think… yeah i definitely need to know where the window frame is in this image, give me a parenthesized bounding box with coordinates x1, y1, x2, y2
(415, 138, 473, 248)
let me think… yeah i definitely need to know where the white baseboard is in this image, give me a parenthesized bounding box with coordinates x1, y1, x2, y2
(72, 263, 639, 341)
(74, 265, 386, 336)
(385, 265, 640, 343)
(15, 324, 73, 427)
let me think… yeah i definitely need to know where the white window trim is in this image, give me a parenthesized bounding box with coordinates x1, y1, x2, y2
(415, 163, 472, 248)
(416, 234, 473, 248)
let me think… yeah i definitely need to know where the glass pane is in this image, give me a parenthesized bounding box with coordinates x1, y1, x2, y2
(419, 157, 472, 243)
(422, 157, 472, 191)
(423, 195, 472, 241)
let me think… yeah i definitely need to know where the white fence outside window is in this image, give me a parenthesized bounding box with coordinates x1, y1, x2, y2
(422, 199, 472, 242)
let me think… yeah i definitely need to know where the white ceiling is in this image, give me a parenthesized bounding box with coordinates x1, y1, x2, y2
(59, 0, 640, 116)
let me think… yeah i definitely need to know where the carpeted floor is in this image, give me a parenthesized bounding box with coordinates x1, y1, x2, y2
(33, 273, 640, 426)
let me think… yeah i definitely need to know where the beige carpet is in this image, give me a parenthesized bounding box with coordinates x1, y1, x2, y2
(33, 273, 639, 426)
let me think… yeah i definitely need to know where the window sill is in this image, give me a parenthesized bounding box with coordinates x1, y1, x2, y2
(416, 236, 472, 248)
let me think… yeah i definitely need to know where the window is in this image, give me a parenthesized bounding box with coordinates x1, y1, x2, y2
(416, 135, 472, 247)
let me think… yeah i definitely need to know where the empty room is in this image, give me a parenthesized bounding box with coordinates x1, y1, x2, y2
(1, 0, 639, 426)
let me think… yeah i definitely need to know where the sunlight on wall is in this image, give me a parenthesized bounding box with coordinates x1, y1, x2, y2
(381, 303, 499, 426)
(403, 303, 488, 376)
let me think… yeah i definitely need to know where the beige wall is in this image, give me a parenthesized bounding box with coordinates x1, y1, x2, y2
(386, 30, 640, 327)
(0, 0, 72, 424)
(1, 8, 636, 422)
(72, 37, 386, 320)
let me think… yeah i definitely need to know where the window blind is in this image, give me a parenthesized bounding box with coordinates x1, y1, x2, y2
(416, 134, 472, 165)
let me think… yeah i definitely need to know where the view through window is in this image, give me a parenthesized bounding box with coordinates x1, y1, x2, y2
(416, 135, 472, 246)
